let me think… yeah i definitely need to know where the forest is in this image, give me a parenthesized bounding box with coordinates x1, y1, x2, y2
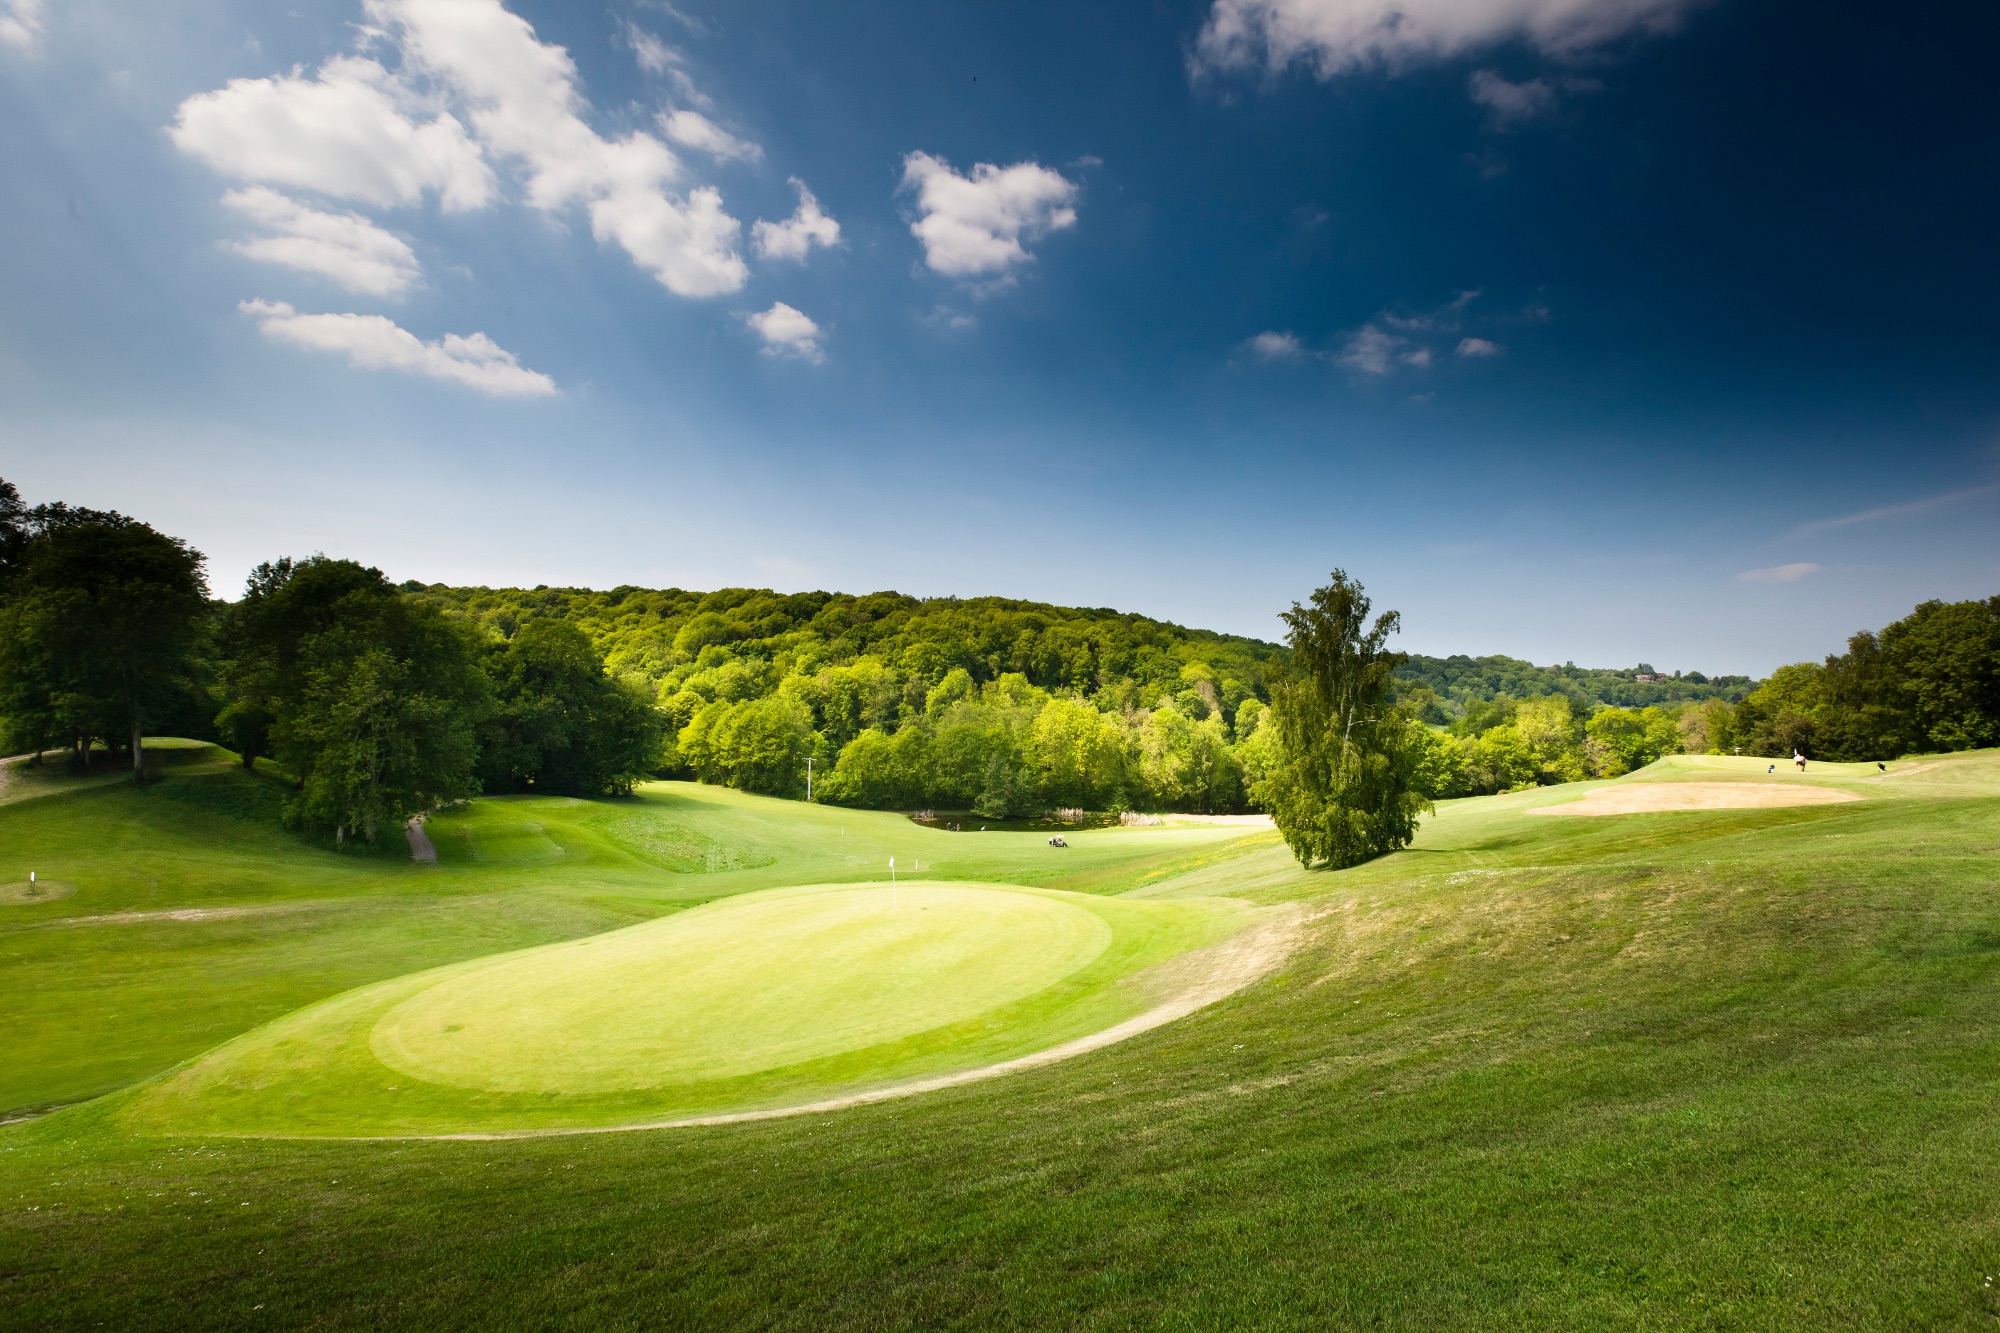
(2, 475, 1996, 843)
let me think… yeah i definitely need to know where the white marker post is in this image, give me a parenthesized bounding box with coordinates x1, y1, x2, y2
(805, 756, 814, 802)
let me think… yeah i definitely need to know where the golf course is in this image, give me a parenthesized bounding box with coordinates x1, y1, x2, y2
(7, 740, 2000, 1326)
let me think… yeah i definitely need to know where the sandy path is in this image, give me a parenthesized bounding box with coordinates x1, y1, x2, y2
(406, 815, 437, 864)
(48, 903, 317, 927)
(359, 905, 1308, 1142)
(1532, 782, 1862, 816)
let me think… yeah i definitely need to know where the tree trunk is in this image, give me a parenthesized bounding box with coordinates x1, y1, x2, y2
(131, 719, 144, 784)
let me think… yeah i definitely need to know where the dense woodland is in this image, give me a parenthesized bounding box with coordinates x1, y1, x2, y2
(2, 477, 1996, 846)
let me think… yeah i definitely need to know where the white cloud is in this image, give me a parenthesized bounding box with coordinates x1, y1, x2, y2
(658, 108, 761, 162)
(1790, 484, 1998, 537)
(368, 0, 747, 297)
(1401, 347, 1432, 367)
(1738, 562, 1822, 584)
(1381, 289, 1478, 332)
(900, 152, 1078, 278)
(620, 21, 711, 106)
(1336, 324, 1399, 375)
(1195, 0, 1700, 78)
(752, 178, 841, 261)
(222, 187, 421, 297)
(745, 302, 823, 362)
(1457, 336, 1502, 356)
(0, 0, 44, 51)
(624, 23, 674, 76)
(1468, 69, 1557, 127)
(241, 298, 555, 395)
(922, 305, 977, 332)
(171, 55, 494, 211)
(1248, 330, 1304, 359)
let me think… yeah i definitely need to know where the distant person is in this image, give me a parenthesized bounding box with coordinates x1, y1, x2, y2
(1767, 764, 1775, 774)
(1794, 750, 1807, 772)
(1878, 762, 1887, 772)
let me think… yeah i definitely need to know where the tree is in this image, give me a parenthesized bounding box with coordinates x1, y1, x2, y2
(1256, 571, 1431, 869)
(0, 505, 209, 780)
(218, 557, 490, 843)
(1878, 599, 2000, 752)
(215, 557, 381, 769)
(481, 619, 664, 796)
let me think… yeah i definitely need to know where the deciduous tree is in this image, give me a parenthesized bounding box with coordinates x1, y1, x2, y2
(1256, 571, 1430, 869)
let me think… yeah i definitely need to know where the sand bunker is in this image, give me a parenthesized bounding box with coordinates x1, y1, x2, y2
(1531, 782, 1862, 817)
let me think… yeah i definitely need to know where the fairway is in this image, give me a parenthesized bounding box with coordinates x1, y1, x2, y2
(371, 884, 1114, 1093)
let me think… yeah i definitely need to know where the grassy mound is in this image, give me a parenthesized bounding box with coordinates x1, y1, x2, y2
(124, 882, 1252, 1136)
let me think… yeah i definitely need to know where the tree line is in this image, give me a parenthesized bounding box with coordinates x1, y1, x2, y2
(1246, 574, 2000, 870)
(413, 581, 1287, 817)
(0, 481, 657, 845)
(3, 478, 1994, 858)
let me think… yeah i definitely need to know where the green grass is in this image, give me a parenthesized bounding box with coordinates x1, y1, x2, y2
(125, 882, 1252, 1136)
(6, 746, 2000, 1327)
(0, 751, 1255, 1115)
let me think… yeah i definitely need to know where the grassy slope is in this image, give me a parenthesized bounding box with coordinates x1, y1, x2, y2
(5, 752, 2000, 1326)
(0, 750, 1253, 1114)
(127, 884, 1252, 1136)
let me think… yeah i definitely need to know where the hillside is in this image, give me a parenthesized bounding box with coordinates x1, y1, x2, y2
(1399, 652, 1756, 714)
(409, 581, 1753, 715)
(7, 746, 2000, 1326)
(407, 583, 1289, 712)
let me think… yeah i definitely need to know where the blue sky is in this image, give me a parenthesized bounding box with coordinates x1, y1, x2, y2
(2, 0, 1996, 675)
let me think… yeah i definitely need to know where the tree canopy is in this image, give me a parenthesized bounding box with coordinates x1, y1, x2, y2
(0, 494, 209, 779)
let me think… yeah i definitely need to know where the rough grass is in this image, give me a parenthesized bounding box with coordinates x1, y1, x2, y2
(5, 748, 2000, 1327)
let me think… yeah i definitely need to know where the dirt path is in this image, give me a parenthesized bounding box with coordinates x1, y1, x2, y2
(406, 815, 437, 864)
(361, 905, 1309, 1142)
(47, 903, 318, 927)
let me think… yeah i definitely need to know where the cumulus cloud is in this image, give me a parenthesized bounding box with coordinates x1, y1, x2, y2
(1468, 69, 1557, 127)
(900, 152, 1078, 279)
(1192, 0, 1696, 76)
(745, 302, 823, 362)
(659, 109, 761, 162)
(1336, 324, 1400, 375)
(0, 0, 45, 50)
(241, 298, 555, 395)
(171, 55, 494, 211)
(1457, 336, 1502, 356)
(1194, 0, 1700, 78)
(222, 187, 421, 297)
(1738, 562, 1821, 584)
(370, 0, 747, 297)
(1248, 330, 1304, 359)
(176, 0, 750, 299)
(752, 179, 841, 262)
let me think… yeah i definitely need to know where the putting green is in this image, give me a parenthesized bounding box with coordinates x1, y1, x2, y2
(371, 885, 1112, 1093)
(125, 881, 1259, 1137)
